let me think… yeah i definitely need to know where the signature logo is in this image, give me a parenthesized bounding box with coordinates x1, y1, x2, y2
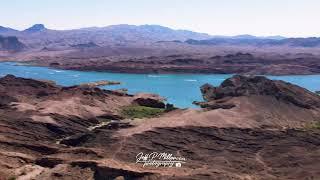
(136, 152, 186, 168)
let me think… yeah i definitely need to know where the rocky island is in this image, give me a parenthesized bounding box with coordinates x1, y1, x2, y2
(0, 74, 319, 179)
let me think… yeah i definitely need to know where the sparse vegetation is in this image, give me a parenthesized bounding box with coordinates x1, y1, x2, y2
(311, 122, 320, 129)
(8, 176, 16, 180)
(79, 80, 121, 87)
(121, 105, 165, 119)
(306, 121, 320, 130)
(165, 103, 178, 112)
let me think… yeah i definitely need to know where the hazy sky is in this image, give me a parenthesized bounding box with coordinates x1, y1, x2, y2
(1, 0, 319, 37)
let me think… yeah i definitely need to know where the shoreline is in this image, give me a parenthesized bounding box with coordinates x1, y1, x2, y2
(2, 60, 320, 76)
(1, 61, 320, 109)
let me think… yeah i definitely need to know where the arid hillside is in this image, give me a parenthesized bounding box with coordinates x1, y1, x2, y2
(0, 75, 319, 179)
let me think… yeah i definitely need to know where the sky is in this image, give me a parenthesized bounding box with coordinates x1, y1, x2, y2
(0, 0, 319, 37)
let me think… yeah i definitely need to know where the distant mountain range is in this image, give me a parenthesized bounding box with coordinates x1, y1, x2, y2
(0, 24, 211, 46)
(0, 24, 286, 40)
(185, 37, 320, 47)
(0, 24, 320, 51)
(209, 34, 286, 40)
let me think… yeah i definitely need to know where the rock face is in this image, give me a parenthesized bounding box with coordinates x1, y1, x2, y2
(133, 98, 166, 108)
(0, 35, 25, 51)
(133, 93, 166, 108)
(200, 75, 320, 109)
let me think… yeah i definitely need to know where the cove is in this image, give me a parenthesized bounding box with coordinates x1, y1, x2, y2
(1, 62, 320, 108)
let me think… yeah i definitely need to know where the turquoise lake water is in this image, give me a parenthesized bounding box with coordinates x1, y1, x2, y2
(1, 62, 320, 108)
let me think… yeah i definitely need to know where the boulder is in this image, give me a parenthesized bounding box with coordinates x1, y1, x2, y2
(133, 93, 166, 108)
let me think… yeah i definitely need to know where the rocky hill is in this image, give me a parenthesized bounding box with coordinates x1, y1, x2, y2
(0, 75, 319, 179)
(195, 75, 320, 128)
(200, 75, 320, 109)
(0, 35, 25, 52)
(23, 24, 47, 33)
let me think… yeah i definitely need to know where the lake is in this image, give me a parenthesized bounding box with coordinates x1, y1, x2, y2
(1, 62, 319, 108)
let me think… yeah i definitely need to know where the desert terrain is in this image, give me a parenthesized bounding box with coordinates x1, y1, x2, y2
(1, 24, 320, 180)
(1, 24, 320, 75)
(0, 74, 319, 179)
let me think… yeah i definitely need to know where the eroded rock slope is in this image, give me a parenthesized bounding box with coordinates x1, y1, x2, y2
(0, 75, 319, 179)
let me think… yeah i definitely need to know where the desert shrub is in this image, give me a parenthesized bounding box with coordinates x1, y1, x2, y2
(306, 121, 320, 130)
(165, 103, 178, 112)
(121, 105, 164, 119)
(8, 176, 16, 180)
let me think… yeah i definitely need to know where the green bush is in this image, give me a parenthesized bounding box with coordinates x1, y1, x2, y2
(121, 106, 164, 119)
(306, 121, 320, 130)
(311, 122, 320, 129)
(8, 176, 16, 180)
(165, 103, 178, 112)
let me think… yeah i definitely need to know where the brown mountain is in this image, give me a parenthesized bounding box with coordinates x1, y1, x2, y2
(0, 75, 319, 179)
(199, 75, 320, 109)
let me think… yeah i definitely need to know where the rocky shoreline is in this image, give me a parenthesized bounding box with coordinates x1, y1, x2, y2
(3, 50, 320, 75)
(29, 52, 320, 75)
(0, 75, 319, 179)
